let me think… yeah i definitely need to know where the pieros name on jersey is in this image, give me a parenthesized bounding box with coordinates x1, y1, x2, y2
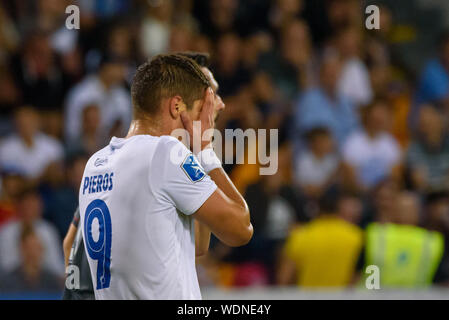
(82, 172, 114, 194)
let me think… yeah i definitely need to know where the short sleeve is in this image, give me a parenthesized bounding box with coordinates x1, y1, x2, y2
(150, 137, 217, 215)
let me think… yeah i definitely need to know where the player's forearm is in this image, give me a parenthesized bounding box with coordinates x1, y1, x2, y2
(63, 224, 77, 268)
(208, 167, 248, 213)
(208, 167, 252, 238)
(195, 150, 253, 246)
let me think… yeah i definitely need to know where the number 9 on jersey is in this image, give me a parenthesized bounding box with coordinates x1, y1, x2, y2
(84, 199, 112, 290)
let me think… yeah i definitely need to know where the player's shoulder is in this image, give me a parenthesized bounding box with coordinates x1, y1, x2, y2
(155, 135, 191, 160)
(84, 144, 112, 170)
(118, 135, 186, 159)
(157, 135, 186, 147)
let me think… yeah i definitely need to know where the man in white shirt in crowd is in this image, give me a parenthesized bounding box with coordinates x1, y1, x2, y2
(79, 54, 253, 299)
(0, 106, 63, 180)
(295, 127, 340, 199)
(336, 26, 373, 108)
(64, 53, 132, 144)
(342, 99, 401, 191)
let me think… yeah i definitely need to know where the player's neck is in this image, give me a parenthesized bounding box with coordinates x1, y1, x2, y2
(126, 118, 172, 138)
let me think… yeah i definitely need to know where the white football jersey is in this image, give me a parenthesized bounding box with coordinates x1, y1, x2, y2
(78, 135, 217, 300)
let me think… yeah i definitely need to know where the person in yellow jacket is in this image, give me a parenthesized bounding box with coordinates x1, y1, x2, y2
(361, 191, 444, 288)
(277, 189, 363, 287)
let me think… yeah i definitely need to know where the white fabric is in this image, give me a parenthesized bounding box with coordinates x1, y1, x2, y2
(342, 131, 401, 187)
(295, 152, 339, 187)
(0, 133, 64, 178)
(265, 196, 295, 240)
(196, 148, 222, 173)
(338, 58, 373, 107)
(140, 18, 170, 58)
(79, 135, 217, 300)
(50, 26, 78, 54)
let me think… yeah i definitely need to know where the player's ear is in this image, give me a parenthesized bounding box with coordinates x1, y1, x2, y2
(168, 96, 187, 119)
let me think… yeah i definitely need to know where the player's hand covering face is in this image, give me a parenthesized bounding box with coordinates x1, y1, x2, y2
(180, 87, 215, 153)
(201, 66, 224, 123)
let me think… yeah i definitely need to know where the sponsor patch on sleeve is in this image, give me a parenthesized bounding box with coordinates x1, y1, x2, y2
(181, 154, 206, 182)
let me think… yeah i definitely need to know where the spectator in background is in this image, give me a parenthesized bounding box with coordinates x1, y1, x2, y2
(365, 5, 411, 149)
(336, 25, 373, 108)
(424, 192, 449, 234)
(294, 127, 340, 200)
(268, 0, 304, 33)
(342, 99, 401, 191)
(0, 66, 21, 135)
(364, 4, 393, 68)
(364, 178, 399, 227)
(337, 192, 363, 226)
(211, 33, 257, 137)
(0, 187, 64, 276)
(106, 24, 138, 86)
(77, 0, 131, 19)
(326, 0, 362, 32)
(0, 223, 62, 293)
(245, 170, 306, 261)
(423, 191, 449, 285)
(32, 0, 69, 34)
(0, 3, 19, 64)
(258, 19, 313, 100)
(250, 72, 286, 121)
(406, 105, 449, 192)
(168, 21, 196, 54)
(0, 170, 25, 227)
(10, 31, 65, 110)
(40, 153, 88, 240)
(250, 72, 293, 146)
(66, 104, 106, 157)
(30, 0, 79, 58)
(140, 0, 173, 57)
(201, 0, 239, 39)
(212, 33, 252, 99)
(362, 191, 444, 288)
(369, 61, 411, 148)
(294, 49, 359, 148)
(277, 189, 363, 287)
(413, 30, 449, 128)
(0, 106, 64, 181)
(210, 170, 306, 286)
(64, 53, 131, 144)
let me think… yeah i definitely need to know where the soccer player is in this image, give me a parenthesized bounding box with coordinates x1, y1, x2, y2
(62, 52, 226, 300)
(78, 54, 253, 299)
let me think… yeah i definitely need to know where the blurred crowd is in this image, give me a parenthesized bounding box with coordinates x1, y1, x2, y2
(0, 0, 449, 295)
